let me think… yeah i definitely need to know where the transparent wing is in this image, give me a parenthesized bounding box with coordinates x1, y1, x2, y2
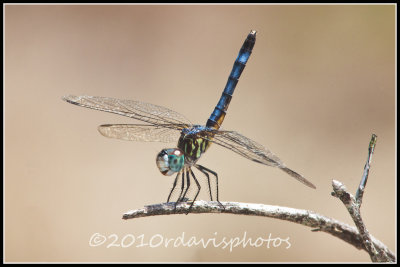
(98, 124, 181, 143)
(62, 95, 192, 130)
(205, 130, 316, 189)
(207, 130, 284, 167)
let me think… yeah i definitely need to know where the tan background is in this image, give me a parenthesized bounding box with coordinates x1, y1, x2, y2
(4, 4, 395, 262)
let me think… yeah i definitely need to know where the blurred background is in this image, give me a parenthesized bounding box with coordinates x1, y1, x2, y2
(4, 4, 395, 262)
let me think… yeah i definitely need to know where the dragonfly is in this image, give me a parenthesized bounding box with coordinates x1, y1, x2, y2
(63, 30, 316, 213)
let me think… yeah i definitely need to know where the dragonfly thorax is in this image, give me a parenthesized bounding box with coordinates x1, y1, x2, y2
(178, 126, 212, 163)
(156, 148, 185, 176)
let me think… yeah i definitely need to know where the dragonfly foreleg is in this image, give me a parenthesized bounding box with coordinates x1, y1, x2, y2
(167, 171, 181, 203)
(174, 170, 184, 202)
(169, 170, 186, 211)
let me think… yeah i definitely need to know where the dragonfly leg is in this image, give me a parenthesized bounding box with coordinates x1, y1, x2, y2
(181, 168, 192, 203)
(171, 170, 186, 212)
(187, 168, 201, 215)
(194, 165, 213, 201)
(176, 169, 186, 203)
(167, 172, 181, 203)
(196, 164, 225, 210)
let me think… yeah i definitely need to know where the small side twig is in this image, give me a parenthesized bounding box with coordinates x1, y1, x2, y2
(331, 134, 392, 262)
(355, 133, 377, 207)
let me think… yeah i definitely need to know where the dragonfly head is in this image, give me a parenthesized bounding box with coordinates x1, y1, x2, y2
(156, 148, 185, 176)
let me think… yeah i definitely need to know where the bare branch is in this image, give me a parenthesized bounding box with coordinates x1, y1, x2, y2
(122, 200, 395, 262)
(122, 134, 394, 262)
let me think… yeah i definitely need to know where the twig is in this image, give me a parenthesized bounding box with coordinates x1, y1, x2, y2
(331, 181, 391, 262)
(122, 200, 395, 262)
(331, 134, 392, 262)
(355, 134, 377, 206)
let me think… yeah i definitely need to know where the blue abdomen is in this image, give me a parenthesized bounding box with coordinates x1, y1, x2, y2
(206, 30, 256, 130)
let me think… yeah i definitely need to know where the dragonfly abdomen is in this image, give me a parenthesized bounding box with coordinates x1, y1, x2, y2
(206, 30, 256, 130)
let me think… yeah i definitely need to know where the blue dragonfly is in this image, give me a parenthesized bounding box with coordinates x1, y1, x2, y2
(63, 30, 316, 213)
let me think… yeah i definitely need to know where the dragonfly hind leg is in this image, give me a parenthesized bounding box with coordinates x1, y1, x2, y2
(195, 164, 225, 210)
(195, 166, 213, 201)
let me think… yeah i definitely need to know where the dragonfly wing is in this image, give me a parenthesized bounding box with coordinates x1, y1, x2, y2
(208, 130, 284, 167)
(207, 130, 316, 189)
(98, 124, 181, 142)
(62, 95, 192, 130)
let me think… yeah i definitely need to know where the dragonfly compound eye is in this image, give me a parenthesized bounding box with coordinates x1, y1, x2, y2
(156, 148, 184, 176)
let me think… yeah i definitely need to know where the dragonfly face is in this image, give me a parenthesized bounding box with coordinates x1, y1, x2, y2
(156, 148, 185, 176)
